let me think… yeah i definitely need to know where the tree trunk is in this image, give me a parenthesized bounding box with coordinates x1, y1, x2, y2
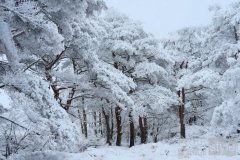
(65, 88, 75, 111)
(99, 112, 103, 135)
(115, 106, 122, 146)
(78, 109, 84, 134)
(139, 115, 148, 144)
(139, 116, 144, 144)
(129, 109, 135, 147)
(93, 111, 97, 136)
(102, 107, 112, 145)
(81, 97, 88, 138)
(83, 107, 88, 138)
(154, 126, 159, 143)
(143, 116, 148, 143)
(178, 88, 186, 138)
(234, 26, 239, 42)
(110, 107, 114, 141)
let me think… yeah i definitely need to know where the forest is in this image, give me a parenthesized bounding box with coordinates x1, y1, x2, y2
(0, 0, 240, 159)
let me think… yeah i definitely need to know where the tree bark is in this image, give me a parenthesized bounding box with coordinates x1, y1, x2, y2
(129, 109, 135, 147)
(78, 109, 84, 134)
(178, 88, 186, 138)
(102, 107, 112, 145)
(139, 115, 148, 144)
(65, 88, 75, 111)
(83, 107, 88, 138)
(115, 106, 122, 146)
(110, 107, 114, 141)
(99, 112, 103, 135)
(154, 126, 159, 143)
(139, 116, 144, 144)
(143, 116, 148, 143)
(234, 26, 239, 42)
(93, 111, 97, 136)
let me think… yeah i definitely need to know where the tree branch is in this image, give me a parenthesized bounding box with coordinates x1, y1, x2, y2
(0, 116, 27, 130)
(23, 59, 40, 72)
(0, 116, 41, 135)
(45, 46, 68, 71)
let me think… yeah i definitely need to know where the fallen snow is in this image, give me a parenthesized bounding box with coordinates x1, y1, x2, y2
(0, 89, 11, 109)
(9, 139, 240, 160)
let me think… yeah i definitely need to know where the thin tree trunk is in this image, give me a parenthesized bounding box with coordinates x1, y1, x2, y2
(99, 112, 103, 135)
(78, 109, 84, 134)
(143, 116, 148, 143)
(178, 88, 186, 138)
(234, 26, 239, 42)
(139, 115, 148, 144)
(93, 111, 97, 136)
(154, 126, 159, 143)
(83, 107, 88, 138)
(139, 116, 144, 144)
(110, 107, 114, 141)
(115, 106, 122, 146)
(129, 109, 135, 147)
(102, 107, 111, 145)
(82, 97, 88, 138)
(65, 88, 75, 111)
(5, 143, 10, 158)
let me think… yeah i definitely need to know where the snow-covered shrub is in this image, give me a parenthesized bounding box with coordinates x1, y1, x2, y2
(0, 73, 81, 157)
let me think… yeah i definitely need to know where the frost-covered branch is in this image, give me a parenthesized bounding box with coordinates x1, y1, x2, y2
(0, 20, 19, 68)
(0, 116, 28, 131)
(45, 47, 68, 71)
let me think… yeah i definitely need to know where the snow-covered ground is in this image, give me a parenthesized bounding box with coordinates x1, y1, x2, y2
(2, 88, 239, 160)
(9, 138, 240, 160)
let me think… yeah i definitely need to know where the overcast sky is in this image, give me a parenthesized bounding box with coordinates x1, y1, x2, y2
(105, 0, 239, 39)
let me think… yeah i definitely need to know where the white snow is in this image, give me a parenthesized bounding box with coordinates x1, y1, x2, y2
(0, 89, 11, 109)
(0, 21, 19, 67)
(10, 139, 240, 160)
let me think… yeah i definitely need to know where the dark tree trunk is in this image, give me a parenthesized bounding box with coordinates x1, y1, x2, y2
(110, 107, 114, 141)
(129, 109, 135, 147)
(178, 88, 186, 138)
(99, 112, 103, 135)
(78, 109, 84, 134)
(102, 107, 112, 145)
(143, 116, 148, 143)
(139, 116, 144, 144)
(93, 111, 97, 136)
(139, 115, 148, 144)
(151, 121, 155, 137)
(234, 26, 239, 42)
(83, 107, 88, 138)
(154, 126, 159, 143)
(115, 106, 122, 146)
(65, 88, 75, 111)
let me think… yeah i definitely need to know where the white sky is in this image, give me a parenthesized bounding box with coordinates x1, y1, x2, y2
(105, 0, 239, 39)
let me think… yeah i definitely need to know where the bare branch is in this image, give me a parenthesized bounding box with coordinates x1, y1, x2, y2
(45, 46, 68, 71)
(185, 86, 206, 94)
(12, 30, 25, 39)
(0, 116, 28, 130)
(0, 116, 41, 135)
(23, 59, 40, 72)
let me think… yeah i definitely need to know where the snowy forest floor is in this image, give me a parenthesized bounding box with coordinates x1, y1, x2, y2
(2, 89, 240, 160)
(9, 137, 240, 160)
